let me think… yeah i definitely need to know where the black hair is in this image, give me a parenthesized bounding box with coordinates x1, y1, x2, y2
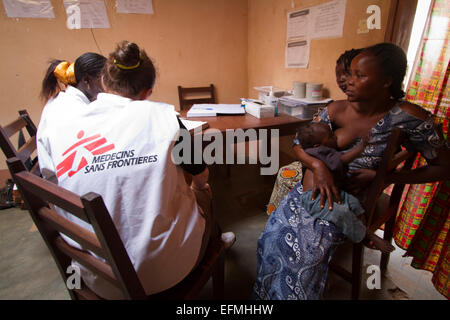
(74, 52, 107, 83)
(336, 48, 362, 73)
(362, 42, 407, 100)
(40, 53, 106, 104)
(40, 59, 66, 103)
(102, 41, 156, 98)
(295, 122, 325, 149)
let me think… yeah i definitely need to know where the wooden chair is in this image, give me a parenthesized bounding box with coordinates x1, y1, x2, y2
(178, 84, 216, 111)
(0, 109, 39, 176)
(177, 84, 235, 177)
(329, 128, 418, 299)
(7, 157, 227, 300)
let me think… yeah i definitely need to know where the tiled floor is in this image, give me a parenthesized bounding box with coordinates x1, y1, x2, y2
(0, 164, 446, 300)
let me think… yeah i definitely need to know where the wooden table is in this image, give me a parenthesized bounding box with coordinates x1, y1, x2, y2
(179, 111, 306, 136)
(180, 111, 307, 168)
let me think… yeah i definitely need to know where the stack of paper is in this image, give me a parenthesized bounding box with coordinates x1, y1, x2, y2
(187, 104, 245, 117)
(279, 96, 333, 105)
(277, 96, 332, 119)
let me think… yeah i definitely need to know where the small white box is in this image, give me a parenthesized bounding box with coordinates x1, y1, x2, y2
(245, 101, 275, 119)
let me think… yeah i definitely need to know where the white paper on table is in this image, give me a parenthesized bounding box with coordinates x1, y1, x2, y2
(285, 40, 309, 68)
(116, 0, 153, 14)
(187, 104, 245, 117)
(209, 104, 245, 114)
(180, 119, 209, 133)
(309, 0, 346, 40)
(63, 0, 110, 29)
(286, 8, 309, 41)
(2, 0, 54, 18)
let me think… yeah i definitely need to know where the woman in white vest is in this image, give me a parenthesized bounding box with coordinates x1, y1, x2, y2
(37, 41, 234, 299)
(38, 53, 107, 179)
(40, 52, 107, 105)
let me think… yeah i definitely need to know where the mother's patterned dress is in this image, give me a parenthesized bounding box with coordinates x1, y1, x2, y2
(253, 103, 444, 300)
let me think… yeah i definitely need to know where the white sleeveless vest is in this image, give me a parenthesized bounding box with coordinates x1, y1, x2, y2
(37, 92, 205, 298)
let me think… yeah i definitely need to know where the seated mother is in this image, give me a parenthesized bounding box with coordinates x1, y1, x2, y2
(253, 42, 450, 300)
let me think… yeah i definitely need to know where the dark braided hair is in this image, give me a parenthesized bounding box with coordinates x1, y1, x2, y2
(336, 48, 362, 74)
(362, 42, 407, 100)
(40, 53, 106, 104)
(74, 52, 106, 84)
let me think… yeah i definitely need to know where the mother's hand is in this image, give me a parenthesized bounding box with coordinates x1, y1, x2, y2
(312, 163, 342, 210)
(347, 169, 376, 194)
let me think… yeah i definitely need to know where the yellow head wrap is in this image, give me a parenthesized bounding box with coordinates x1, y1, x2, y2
(53, 61, 77, 85)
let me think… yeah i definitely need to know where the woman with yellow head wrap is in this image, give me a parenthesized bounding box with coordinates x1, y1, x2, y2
(40, 52, 106, 104)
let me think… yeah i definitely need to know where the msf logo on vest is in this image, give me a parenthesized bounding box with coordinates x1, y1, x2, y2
(56, 130, 115, 178)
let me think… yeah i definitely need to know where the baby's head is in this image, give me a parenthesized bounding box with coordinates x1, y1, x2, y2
(295, 122, 338, 149)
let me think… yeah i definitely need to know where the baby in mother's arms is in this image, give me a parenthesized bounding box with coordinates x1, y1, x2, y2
(293, 121, 395, 253)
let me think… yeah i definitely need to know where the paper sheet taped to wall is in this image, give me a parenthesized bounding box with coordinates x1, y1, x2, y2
(64, 0, 110, 29)
(2, 0, 55, 18)
(286, 9, 309, 41)
(285, 0, 346, 68)
(116, 0, 153, 14)
(287, 0, 346, 41)
(286, 40, 310, 68)
(310, 0, 347, 40)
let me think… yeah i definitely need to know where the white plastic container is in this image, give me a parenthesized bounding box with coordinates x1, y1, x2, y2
(293, 82, 306, 98)
(264, 87, 278, 115)
(306, 83, 323, 100)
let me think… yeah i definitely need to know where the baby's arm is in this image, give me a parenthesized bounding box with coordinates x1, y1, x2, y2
(340, 135, 369, 164)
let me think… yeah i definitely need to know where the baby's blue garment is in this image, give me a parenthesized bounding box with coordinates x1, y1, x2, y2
(299, 189, 366, 243)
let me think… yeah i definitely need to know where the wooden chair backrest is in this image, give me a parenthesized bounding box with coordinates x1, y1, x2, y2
(7, 157, 146, 300)
(178, 84, 216, 110)
(0, 110, 39, 175)
(363, 127, 418, 231)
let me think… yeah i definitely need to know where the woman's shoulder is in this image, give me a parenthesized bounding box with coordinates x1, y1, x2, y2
(327, 99, 348, 111)
(397, 100, 430, 121)
(326, 100, 350, 120)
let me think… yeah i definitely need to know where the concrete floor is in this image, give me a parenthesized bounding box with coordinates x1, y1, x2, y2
(0, 163, 446, 300)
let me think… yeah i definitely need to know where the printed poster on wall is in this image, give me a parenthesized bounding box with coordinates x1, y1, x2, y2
(2, 0, 54, 18)
(309, 0, 347, 40)
(285, 0, 346, 68)
(64, 0, 110, 29)
(286, 40, 310, 68)
(285, 8, 310, 68)
(286, 8, 310, 41)
(116, 0, 153, 14)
